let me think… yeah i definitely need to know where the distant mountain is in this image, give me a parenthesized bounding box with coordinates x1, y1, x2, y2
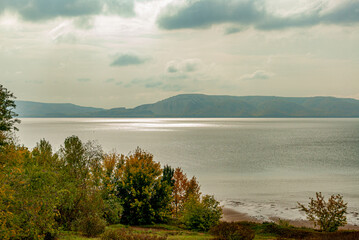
(16, 94, 359, 118)
(15, 100, 104, 117)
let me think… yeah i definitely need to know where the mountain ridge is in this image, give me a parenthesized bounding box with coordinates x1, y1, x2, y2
(15, 94, 359, 118)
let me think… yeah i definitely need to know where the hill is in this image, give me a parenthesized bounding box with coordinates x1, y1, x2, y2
(15, 94, 359, 117)
(15, 100, 104, 117)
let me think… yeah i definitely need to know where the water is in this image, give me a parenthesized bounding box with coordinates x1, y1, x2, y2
(17, 118, 359, 225)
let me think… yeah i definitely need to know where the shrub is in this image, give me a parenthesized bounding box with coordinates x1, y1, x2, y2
(298, 192, 347, 232)
(210, 222, 255, 240)
(101, 229, 167, 240)
(80, 217, 105, 237)
(260, 222, 314, 239)
(74, 189, 107, 237)
(182, 195, 222, 231)
(77, 214, 106, 237)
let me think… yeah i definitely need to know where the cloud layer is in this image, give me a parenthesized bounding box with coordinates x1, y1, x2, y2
(0, 0, 136, 21)
(240, 70, 273, 81)
(111, 54, 148, 67)
(157, 0, 359, 30)
(166, 59, 202, 73)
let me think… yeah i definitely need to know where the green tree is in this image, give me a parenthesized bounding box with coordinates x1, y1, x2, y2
(57, 136, 106, 231)
(32, 139, 59, 166)
(182, 195, 222, 232)
(151, 165, 174, 222)
(102, 153, 124, 224)
(298, 192, 347, 232)
(59, 135, 87, 180)
(0, 84, 20, 146)
(0, 142, 60, 240)
(116, 148, 164, 225)
(0, 144, 29, 240)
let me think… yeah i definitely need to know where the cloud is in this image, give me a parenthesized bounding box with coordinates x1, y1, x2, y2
(54, 33, 78, 44)
(145, 81, 163, 88)
(125, 77, 161, 88)
(167, 65, 178, 73)
(183, 59, 199, 72)
(73, 16, 95, 29)
(0, 0, 139, 22)
(224, 26, 242, 35)
(0, 0, 102, 21)
(157, 0, 266, 30)
(157, 0, 359, 31)
(166, 59, 202, 73)
(125, 75, 189, 92)
(111, 54, 148, 67)
(77, 78, 91, 82)
(240, 70, 273, 80)
(103, 0, 135, 18)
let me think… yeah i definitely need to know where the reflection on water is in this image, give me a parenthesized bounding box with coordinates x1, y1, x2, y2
(17, 118, 359, 224)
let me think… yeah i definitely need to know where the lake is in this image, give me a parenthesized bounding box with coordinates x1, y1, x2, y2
(17, 118, 359, 224)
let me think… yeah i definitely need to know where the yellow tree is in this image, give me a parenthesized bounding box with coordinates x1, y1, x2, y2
(185, 176, 201, 201)
(172, 167, 189, 217)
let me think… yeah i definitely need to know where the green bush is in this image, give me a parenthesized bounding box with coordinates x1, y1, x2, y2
(182, 195, 222, 232)
(101, 228, 167, 240)
(77, 214, 106, 237)
(210, 222, 255, 240)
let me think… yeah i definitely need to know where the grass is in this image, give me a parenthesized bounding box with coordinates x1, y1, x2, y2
(58, 221, 359, 240)
(59, 223, 213, 240)
(58, 231, 100, 240)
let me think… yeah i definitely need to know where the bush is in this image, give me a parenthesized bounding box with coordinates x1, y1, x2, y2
(182, 195, 222, 231)
(101, 229, 167, 240)
(77, 214, 106, 237)
(104, 197, 123, 224)
(298, 192, 347, 232)
(210, 222, 255, 240)
(260, 222, 314, 239)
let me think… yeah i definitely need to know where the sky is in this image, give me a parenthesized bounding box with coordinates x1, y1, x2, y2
(1, 0, 359, 108)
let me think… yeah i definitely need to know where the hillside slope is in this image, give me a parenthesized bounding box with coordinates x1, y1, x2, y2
(16, 94, 359, 117)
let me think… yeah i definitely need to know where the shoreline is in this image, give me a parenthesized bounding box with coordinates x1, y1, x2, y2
(222, 207, 359, 231)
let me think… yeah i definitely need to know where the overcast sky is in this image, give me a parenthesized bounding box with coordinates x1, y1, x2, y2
(1, 0, 359, 108)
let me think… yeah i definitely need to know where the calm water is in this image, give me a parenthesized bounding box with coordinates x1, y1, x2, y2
(17, 118, 359, 224)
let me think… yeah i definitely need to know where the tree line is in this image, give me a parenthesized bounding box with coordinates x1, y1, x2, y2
(0, 84, 222, 239)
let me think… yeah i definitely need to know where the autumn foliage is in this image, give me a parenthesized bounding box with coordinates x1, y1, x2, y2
(0, 85, 223, 238)
(172, 168, 201, 218)
(298, 192, 348, 232)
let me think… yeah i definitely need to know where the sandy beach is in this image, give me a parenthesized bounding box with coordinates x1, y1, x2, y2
(222, 207, 359, 231)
